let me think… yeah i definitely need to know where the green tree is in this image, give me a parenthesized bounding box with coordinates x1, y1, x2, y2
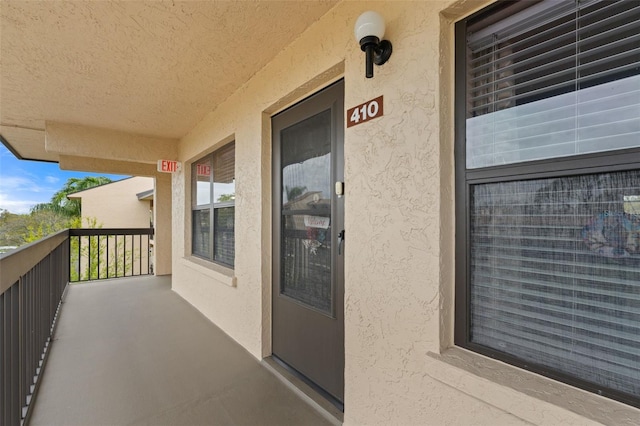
(0, 177, 113, 250)
(69, 217, 144, 282)
(32, 176, 112, 217)
(0, 209, 25, 246)
(70, 217, 102, 282)
(0, 208, 74, 246)
(23, 209, 75, 243)
(285, 185, 307, 201)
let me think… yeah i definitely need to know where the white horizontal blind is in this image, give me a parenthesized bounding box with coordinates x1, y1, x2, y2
(214, 207, 234, 266)
(470, 171, 640, 397)
(191, 142, 235, 265)
(212, 142, 235, 267)
(466, 0, 640, 168)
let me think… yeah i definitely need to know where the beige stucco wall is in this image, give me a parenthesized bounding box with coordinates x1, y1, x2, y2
(171, 1, 640, 425)
(153, 173, 172, 276)
(46, 122, 177, 165)
(72, 176, 153, 228)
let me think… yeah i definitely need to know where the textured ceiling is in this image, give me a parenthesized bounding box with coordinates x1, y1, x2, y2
(0, 0, 338, 160)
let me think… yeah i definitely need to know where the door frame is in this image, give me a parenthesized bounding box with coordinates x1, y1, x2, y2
(270, 79, 345, 404)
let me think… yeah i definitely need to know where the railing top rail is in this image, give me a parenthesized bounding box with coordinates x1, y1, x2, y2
(0, 229, 70, 294)
(1, 227, 155, 294)
(69, 228, 154, 237)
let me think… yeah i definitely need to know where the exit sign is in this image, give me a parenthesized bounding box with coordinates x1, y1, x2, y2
(157, 160, 181, 173)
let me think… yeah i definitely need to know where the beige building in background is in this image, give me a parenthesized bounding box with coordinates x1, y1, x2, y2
(68, 176, 154, 228)
(1, 1, 639, 424)
(67, 176, 155, 277)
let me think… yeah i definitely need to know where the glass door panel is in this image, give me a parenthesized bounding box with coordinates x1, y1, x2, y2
(281, 110, 333, 314)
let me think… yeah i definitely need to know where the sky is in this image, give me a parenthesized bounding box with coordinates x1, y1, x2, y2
(0, 144, 128, 214)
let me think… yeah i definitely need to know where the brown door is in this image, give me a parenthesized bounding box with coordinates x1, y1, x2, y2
(272, 81, 344, 404)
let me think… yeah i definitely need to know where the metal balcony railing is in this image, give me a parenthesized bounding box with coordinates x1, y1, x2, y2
(0, 227, 153, 425)
(69, 228, 154, 282)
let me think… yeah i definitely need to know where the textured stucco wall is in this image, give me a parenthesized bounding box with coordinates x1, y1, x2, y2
(154, 173, 172, 276)
(46, 122, 177, 164)
(172, 1, 640, 425)
(72, 176, 153, 228)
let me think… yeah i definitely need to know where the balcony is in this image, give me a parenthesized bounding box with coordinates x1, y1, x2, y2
(1, 230, 334, 425)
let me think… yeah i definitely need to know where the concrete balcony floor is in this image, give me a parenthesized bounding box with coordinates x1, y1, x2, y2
(29, 276, 332, 425)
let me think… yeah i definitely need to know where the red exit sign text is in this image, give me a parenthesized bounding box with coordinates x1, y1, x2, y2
(196, 164, 211, 176)
(157, 160, 181, 173)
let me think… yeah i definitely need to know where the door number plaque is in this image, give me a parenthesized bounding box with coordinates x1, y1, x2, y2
(347, 96, 383, 128)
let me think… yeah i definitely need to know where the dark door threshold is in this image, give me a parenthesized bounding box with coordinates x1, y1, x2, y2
(262, 356, 344, 425)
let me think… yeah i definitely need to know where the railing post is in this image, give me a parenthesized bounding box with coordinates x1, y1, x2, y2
(68, 235, 71, 285)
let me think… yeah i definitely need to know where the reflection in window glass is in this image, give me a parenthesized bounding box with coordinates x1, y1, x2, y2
(467, 75, 640, 168)
(466, 0, 640, 168)
(213, 143, 235, 203)
(192, 209, 211, 258)
(624, 195, 640, 216)
(281, 110, 332, 209)
(282, 154, 331, 206)
(470, 171, 640, 397)
(280, 109, 332, 313)
(195, 159, 212, 205)
(214, 207, 234, 266)
(191, 142, 235, 267)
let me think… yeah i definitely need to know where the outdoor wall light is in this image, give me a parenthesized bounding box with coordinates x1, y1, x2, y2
(354, 11, 392, 78)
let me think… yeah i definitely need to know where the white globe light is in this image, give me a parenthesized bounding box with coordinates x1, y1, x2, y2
(354, 11, 385, 42)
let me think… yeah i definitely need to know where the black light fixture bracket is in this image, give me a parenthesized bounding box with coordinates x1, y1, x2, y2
(359, 36, 393, 78)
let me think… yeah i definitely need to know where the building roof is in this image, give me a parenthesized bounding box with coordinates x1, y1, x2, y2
(67, 176, 153, 200)
(136, 189, 154, 201)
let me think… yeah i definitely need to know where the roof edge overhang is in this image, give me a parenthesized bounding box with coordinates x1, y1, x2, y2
(136, 189, 154, 201)
(0, 126, 58, 163)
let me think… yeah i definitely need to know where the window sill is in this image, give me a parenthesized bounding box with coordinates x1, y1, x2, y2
(428, 347, 639, 425)
(179, 256, 236, 287)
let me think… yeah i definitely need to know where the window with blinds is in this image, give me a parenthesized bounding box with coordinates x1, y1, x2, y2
(456, 0, 640, 408)
(466, 0, 640, 168)
(470, 171, 640, 398)
(191, 142, 235, 267)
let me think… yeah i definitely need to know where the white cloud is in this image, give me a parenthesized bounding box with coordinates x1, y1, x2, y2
(0, 193, 47, 214)
(45, 176, 59, 184)
(0, 174, 58, 194)
(0, 176, 35, 191)
(0, 177, 52, 213)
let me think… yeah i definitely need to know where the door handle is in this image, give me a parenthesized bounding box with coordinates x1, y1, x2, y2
(337, 230, 345, 255)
